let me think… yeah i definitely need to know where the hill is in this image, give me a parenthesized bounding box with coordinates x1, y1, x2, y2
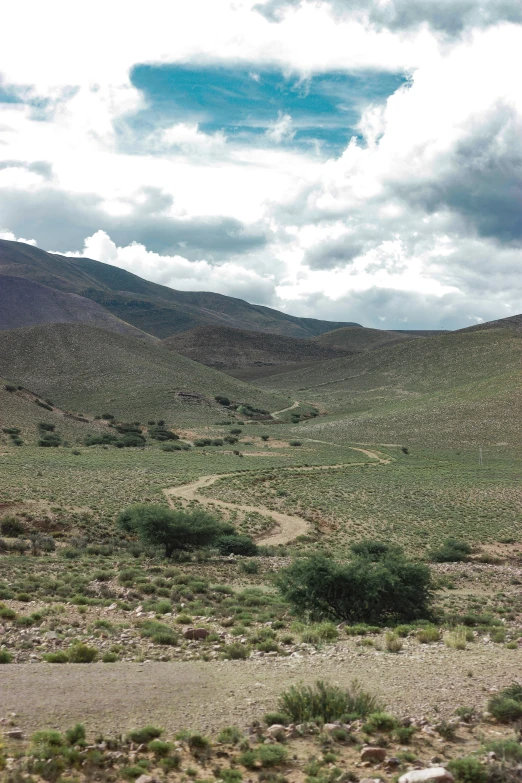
(0, 323, 290, 426)
(0, 275, 156, 342)
(161, 325, 350, 378)
(313, 325, 419, 352)
(256, 328, 522, 446)
(457, 313, 522, 335)
(0, 239, 360, 339)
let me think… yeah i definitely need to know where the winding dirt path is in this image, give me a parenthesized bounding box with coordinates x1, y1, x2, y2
(271, 399, 300, 419)
(163, 446, 389, 545)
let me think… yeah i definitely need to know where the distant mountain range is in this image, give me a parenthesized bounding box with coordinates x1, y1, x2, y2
(0, 239, 361, 339)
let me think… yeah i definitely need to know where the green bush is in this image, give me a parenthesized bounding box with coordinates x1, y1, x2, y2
(277, 544, 432, 625)
(417, 626, 440, 643)
(127, 726, 163, 744)
(289, 440, 302, 447)
(0, 603, 16, 620)
(240, 745, 288, 769)
(488, 683, 522, 722)
(38, 422, 55, 432)
(363, 712, 397, 733)
(65, 724, 86, 746)
(429, 538, 472, 563)
(264, 712, 289, 727)
(483, 740, 522, 762)
(217, 726, 243, 745)
(223, 642, 250, 660)
(38, 432, 62, 447)
(67, 643, 98, 663)
(447, 757, 487, 783)
(102, 652, 119, 662)
(278, 679, 381, 723)
(215, 534, 258, 557)
(148, 739, 172, 757)
(118, 505, 234, 558)
(0, 650, 12, 664)
(0, 516, 25, 536)
(43, 651, 69, 663)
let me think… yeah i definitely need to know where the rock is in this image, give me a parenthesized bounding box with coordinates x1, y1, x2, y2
(399, 768, 454, 783)
(6, 729, 24, 740)
(487, 752, 497, 762)
(386, 758, 401, 769)
(135, 776, 159, 783)
(360, 778, 382, 783)
(184, 628, 210, 640)
(361, 747, 387, 763)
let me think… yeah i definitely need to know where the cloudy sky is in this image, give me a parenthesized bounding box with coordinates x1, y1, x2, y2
(1, 0, 521, 329)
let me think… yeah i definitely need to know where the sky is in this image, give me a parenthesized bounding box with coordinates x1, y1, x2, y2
(1, 1, 522, 330)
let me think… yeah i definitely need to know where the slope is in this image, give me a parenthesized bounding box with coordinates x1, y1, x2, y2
(0, 323, 290, 426)
(0, 275, 156, 342)
(457, 313, 522, 335)
(161, 325, 350, 376)
(256, 328, 522, 446)
(0, 239, 360, 339)
(314, 325, 419, 352)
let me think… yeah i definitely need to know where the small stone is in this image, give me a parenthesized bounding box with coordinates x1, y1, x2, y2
(135, 776, 159, 783)
(361, 747, 387, 764)
(399, 768, 454, 783)
(6, 729, 24, 740)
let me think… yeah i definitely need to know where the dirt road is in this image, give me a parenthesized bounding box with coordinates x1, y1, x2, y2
(1, 644, 519, 736)
(163, 447, 388, 545)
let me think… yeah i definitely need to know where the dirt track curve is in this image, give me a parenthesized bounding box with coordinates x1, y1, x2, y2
(164, 446, 389, 545)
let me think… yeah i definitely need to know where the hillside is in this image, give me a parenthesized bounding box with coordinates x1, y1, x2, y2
(313, 325, 419, 352)
(0, 239, 360, 339)
(0, 275, 156, 342)
(0, 323, 290, 425)
(256, 328, 522, 446)
(161, 325, 350, 376)
(457, 313, 522, 335)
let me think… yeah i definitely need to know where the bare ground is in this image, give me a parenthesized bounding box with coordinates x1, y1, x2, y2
(1, 642, 520, 736)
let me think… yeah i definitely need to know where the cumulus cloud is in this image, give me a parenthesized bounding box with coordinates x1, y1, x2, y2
(62, 231, 277, 304)
(1, 1, 522, 328)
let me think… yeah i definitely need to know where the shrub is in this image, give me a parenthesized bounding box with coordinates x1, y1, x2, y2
(4, 384, 16, 392)
(223, 642, 250, 660)
(363, 712, 398, 733)
(38, 422, 55, 431)
(84, 433, 118, 446)
(435, 720, 457, 741)
(215, 396, 231, 406)
(3, 427, 20, 434)
(261, 434, 269, 441)
(0, 516, 25, 536)
(67, 643, 98, 663)
(445, 627, 469, 650)
(118, 505, 234, 558)
(38, 432, 62, 447)
(264, 712, 289, 727)
(102, 652, 119, 662)
(224, 436, 238, 444)
(289, 440, 301, 447)
(488, 683, 522, 722)
(240, 559, 259, 574)
(194, 438, 212, 447)
(148, 739, 172, 757)
(43, 651, 69, 663)
(127, 726, 163, 744)
(230, 428, 242, 435)
(417, 626, 440, 643)
(161, 442, 183, 451)
(240, 745, 288, 769)
(65, 724, 86, 746)
(149, 427, 179, 442)
(484, 740, 522, 762)
(0, 603, 16, 620)
(277, 545, 432, 625)
(385, 632, 403, 653)
(429, 538, 472, 563)
(215, 534, 258, 557)
(447, 757, 487, 783)
(0, 650, 12, 664)
(217, 726, 243, 745)
(278, 679, 381, 723)
(394, 726, 416, 744)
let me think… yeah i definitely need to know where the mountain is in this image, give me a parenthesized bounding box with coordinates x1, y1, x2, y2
(0, 239, 360, 339)
(0, 275, 156, 342)
(256, 327, 522, 446)
(161, 325, 351, 380)
(313, 325, 419, 352)
(0, 323, 290, 426)
(457, 313, 522, 335)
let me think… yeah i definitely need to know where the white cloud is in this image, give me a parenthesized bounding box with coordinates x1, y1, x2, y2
(1, 2, 522, 328)
(266, 112, 295, 143)
(0, 229, 37, 246)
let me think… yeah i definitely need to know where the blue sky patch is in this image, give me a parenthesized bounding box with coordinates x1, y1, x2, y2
(130, 64, 407, 154)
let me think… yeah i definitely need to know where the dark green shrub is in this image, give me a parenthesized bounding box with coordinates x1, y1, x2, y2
(118, 505, 234, 558)
(278, 679, 381, 723)
(119, 434, 146, 447)
(261, 434, 269, 441)
(4, 384, 16, 392)
(102, 652, 119, 662)
(0, 603, 16, 620)
(84, 432, 118, 446)
(0, 516, 25, 536)
(3, 427, 20, 434)
(223, 642, 250, 660)
(212, 439, 224, 446)
(447, 757, 487, 783)
(277, 545, 432, 625)
(264, 712, 289, 727)
(67, 643, 98, 663)
(161, 442, 183, 451)
(215, 534, 258, 557)
(240, 745, 287, 768)
(38, 432, 62, 447)
(429, 538, 472, 563)
(488, 683, 522, 722)
(65, 724, 86, 746)
(149, 427, 179, 441)
(217, 726, 243, 745)
(363, 712, 397, 733)
(127, 726, 163, 744)
(215, 396, 230, 406)
(484, 740, 522, 762)
(230, 428, 242, 435)
(224, 436, 238, 444)
(289, 440, 301, 446)
(38, 422, 55, 432)
(0, 650, 12, 663)
(148, 739, 172, 757)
